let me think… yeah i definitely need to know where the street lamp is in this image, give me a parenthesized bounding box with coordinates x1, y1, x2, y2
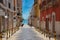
(4, 15, 9, 39)
(4, 15, 8, 33)
(5, 15, 8, 19)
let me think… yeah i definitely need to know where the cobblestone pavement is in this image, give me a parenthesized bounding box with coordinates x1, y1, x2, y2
(8, 25, 55, 40)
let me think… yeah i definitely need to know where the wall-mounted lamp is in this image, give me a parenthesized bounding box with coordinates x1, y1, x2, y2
(5, 15, 8, 18)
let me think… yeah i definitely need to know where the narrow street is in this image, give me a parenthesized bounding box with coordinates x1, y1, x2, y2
(7, 25, 55, 40)
(0, 0, 60, 40)
(8, 25, 43, 40)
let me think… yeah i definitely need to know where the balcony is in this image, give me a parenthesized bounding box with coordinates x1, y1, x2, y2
(40, 0, 58, 12)
(17, 12, 22, 16)
(47, 0, 51, 4)
(34, 0, 38, 6)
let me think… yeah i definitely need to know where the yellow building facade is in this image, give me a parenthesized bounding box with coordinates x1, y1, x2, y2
(28, 0, 40, 28)
(33, 0, 40, 28)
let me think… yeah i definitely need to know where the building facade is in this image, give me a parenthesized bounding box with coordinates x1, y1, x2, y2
(0, 0, 22, 40)
(29, 0, 40, 28)
(17, 0, 22, 28)
(40, 0, 60, 36)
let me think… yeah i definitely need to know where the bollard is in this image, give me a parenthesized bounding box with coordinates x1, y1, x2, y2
(49, 32, 51, 40)
(0, 33, 2, 40)
(43, 30, 45, 37)
(44, 33, 45, 37)
(11, 28, 13, 35)
(6, 31, 8, 40)
(11, 28, 13, 36)
(54, 32, 56, 40)
(9, 29, 10, 37)
(49, 36, 51, 40)
(54, 34, 56, 40)
(46, 30, 48, 38)
(54, 36, 56, 40)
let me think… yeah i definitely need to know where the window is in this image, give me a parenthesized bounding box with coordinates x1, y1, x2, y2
(52, 12, 56, 32)
(14, 7, 15, 11)
(34, 0, 38, 5)
(17, 12, 20, 16)
(39, 0, 46, 10)
(0, 0, 3, 3)
(52, 0, 59, 7)
(47, 0, 51, 3)
(34, 0, 37, 3)
(45, 15, 49, 31)
(8, 3, 11, 8)
(39, 4, 43, 10)
(42, 0, 46, 5)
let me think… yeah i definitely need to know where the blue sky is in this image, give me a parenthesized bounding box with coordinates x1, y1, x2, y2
(22, 0, 34, 19)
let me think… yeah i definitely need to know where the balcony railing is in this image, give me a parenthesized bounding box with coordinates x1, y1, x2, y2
(34, 0, 38, 6)
(40, 0, 58, 12)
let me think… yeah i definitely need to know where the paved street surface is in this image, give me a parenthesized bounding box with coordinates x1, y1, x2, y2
(8, 25, 55, 40)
